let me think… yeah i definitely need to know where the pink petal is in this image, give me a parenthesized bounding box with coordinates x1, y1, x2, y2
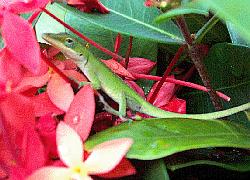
(64, 85, 95, 141)
(7, 0, 50, 14)
(63, 60, 78, 70)
(14, 72, 50, 92)
(0, 168, 8, 179)
(125, 80, 145, 98)
(0, 93, 35, 132)
(31, 92, 64, 117)
(101, 59, 134, 79)
(47, 73, 74, 112)
(160, 97, 186, 114)
(67, 0, 84, 5)
(0, 48, 23, 87)
(0, 130, 16, 173)
(98, 158, 136, 178)
(147, 80, 175, 107)
(26, 167, 71, 180)
(0, 93, 42, 170)
(20, 127, 45, 174)
(63, 70, 88, 83)
(84, 138, 133, 174)
(68, 0, 109, 14)
(2, 11, 41, 73)
(36, 114, 58, 159)
(121, 58, 156, 74)
(8, 166, 26, 180)
(56, 122, 83, 167)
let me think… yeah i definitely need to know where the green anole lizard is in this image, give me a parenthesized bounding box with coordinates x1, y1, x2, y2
(42, 33, 250, 120)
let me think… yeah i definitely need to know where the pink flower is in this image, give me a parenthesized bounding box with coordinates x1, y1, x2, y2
(67, 0, 109, 13)
(0, 0, 50, 91)
(27, 122, 133, 180)
(0, 93, 45, 178)
(64, 85, 95, 141)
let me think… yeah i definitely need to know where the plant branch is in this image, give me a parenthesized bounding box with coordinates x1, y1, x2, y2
(176, 16, 222, 110)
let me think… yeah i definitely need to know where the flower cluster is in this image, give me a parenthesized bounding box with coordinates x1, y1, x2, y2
(0, 1, 135, 179)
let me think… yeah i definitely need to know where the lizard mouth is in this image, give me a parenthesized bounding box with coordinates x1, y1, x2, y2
(42, 33, 57, 46)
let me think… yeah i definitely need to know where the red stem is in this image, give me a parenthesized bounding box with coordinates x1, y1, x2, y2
(114, 33, 122, 58)
(28, 9, 42, 24)
(148, 45, 186, 103)
(124, 36, 133, 69)
(174, 65, 195, 93)
(131, 73, 230, 102)
(41, 8, 124, 61)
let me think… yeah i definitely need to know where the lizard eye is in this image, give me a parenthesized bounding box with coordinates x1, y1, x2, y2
(65, 38, 74, 47)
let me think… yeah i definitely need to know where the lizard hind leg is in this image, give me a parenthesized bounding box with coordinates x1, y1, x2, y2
(97, 92, 130, 122)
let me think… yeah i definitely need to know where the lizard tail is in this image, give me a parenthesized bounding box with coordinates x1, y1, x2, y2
(140, 101, 250, 120)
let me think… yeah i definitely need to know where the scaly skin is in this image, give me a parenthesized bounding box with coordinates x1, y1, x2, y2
(42, 33, 250, 120)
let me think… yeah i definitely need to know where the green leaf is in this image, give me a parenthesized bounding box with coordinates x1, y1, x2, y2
(197, 0, 250, 43)
(165, 148, 250, 172)
(0, 34, 4, 49)
(36, 2, 159, 91)
(227, 22, 250, 47)
(60, 0, 184, 44)
(35, 3, 67, 43)
(155, 7, 208, 23)
(167, 159, 250, 172)
(143, 159, 169, 180)
(182, 43, 250, 124)
(85, 118, 250, 160)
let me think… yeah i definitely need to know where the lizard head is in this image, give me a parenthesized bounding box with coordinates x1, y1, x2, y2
(42, 33, 89, 63)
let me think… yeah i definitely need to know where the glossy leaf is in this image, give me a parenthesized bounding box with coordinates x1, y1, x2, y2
(155, 7, 208, 23)
(182, 43, 250, 124)
(227, 22, 250, 47)
(85, 118, 250, 160)
(143, 159, 169, 180)
(167, 159, 250, 172)
(198, 0, 250, 43)
(61, 0, 184, 44)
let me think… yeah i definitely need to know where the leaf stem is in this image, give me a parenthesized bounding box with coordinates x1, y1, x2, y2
(176, 16, 223, 110)
(195, 15, 220, 44)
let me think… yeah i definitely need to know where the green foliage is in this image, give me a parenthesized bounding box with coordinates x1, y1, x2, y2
(143, 159, 170, 180)
(167, 158, 250, 172)
(197, 0, 250, 43)
(182, 43, 250, 125)
(85, 118, 250, 160)
(35, 0, 250, 175)
(0, 34, 4, 49)
(155, 7, 208, 23)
